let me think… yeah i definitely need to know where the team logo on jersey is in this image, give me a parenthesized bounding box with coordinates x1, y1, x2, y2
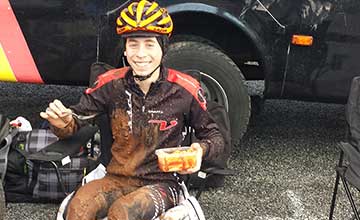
(147, 110, 164, 114)
(148, 119, 178, 131)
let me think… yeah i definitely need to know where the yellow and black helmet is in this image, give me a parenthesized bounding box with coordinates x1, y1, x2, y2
(116, 0, 173, 37)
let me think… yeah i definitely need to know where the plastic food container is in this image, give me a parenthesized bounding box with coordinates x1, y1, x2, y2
(155, 147, 197, 172)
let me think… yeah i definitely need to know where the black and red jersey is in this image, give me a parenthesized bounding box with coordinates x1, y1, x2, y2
(55, 66, 224, 184)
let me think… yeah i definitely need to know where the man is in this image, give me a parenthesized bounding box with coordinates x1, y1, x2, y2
(40, 1, 224, 219)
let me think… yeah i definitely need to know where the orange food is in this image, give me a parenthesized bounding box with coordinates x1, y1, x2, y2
(156, 147, 197, 172)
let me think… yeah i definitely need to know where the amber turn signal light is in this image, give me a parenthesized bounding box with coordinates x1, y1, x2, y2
(291, 35, 313, 46)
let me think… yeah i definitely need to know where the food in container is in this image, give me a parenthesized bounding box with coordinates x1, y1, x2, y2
(155, 146, 197, 172)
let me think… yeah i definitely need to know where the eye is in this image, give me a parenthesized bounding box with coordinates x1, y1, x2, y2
(127, 42, 139, 48)
(128, 43, 138, 48)
(146, 43, 155, 48)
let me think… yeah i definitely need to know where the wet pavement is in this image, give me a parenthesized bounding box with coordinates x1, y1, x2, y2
(0, 81, 357, 220)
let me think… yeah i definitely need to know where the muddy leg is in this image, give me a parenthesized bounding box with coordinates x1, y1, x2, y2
(107, 182, 179, 220)
(66, 176, 137, 220)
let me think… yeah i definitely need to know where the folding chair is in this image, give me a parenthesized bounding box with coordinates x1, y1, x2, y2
(329, 76, 360, 220)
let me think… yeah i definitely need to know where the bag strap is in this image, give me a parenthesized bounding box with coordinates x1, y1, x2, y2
(0, 128, 18, 182)
(0, 115, 10, 145)
(0, 137, 11, 182)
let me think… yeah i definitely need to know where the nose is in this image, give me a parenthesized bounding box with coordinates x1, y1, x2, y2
(135, 44, 147, 58)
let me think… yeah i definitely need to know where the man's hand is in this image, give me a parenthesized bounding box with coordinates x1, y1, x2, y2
(178, 143, 203, 175)
(40, 99, 73, 128)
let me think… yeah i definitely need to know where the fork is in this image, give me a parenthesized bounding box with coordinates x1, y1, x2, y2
(61, 112, 99, 121)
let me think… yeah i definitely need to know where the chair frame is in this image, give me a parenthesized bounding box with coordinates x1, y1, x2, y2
(329, 146, 360, 220)
(329, 76, 360, 220)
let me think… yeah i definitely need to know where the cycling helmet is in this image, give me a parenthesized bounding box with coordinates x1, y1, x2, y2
(116, 0, 173, 37)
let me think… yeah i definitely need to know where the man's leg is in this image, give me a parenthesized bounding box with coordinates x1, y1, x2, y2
(107, 182, 180, 220)
(66, 175, 138, 220)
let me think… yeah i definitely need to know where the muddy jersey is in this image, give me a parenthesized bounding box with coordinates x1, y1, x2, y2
(55, 66, 224, 185)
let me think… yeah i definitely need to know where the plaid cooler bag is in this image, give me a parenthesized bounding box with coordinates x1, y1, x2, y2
(4, 126, 99, 203)
(28, 155, 92, 201)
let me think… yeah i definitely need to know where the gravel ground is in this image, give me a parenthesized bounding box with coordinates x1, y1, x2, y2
(0, 81, 358, 220)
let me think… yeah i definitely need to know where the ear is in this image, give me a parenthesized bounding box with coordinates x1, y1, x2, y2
(124, 51, 127, 56)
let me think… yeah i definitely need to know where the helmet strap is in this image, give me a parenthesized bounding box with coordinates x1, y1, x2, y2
(132, 64, 161, 81)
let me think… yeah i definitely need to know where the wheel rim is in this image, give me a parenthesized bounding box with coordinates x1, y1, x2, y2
(199, 71, 229, 112)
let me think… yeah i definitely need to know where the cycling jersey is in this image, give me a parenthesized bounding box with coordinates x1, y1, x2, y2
(52, 66, 224, 185)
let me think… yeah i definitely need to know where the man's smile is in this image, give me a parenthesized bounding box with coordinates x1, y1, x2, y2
(134, 61, 152, 67)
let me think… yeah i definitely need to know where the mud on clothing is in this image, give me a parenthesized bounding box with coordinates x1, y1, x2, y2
(52, 66, 224, 219)
(66, 175, 180, 220)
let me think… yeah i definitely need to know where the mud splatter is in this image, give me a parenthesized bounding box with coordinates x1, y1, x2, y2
(50, 118, 78, 139)
(107, 108, 159, 177)
(66, 176, 139, 220)
(107, 183, 179, 220)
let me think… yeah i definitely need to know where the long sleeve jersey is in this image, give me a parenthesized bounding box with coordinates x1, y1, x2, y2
(53, 66, 224, 185)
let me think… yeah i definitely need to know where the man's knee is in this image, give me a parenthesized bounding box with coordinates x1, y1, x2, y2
(66, 182, 109, 220)
(107, 187, 155, 220)
(107, 199, 129, 220)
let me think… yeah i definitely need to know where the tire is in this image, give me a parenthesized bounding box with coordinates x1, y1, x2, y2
(170, 34, 221, 51)
(0, 181, 5, 220)
(164, 41, 251, 143)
